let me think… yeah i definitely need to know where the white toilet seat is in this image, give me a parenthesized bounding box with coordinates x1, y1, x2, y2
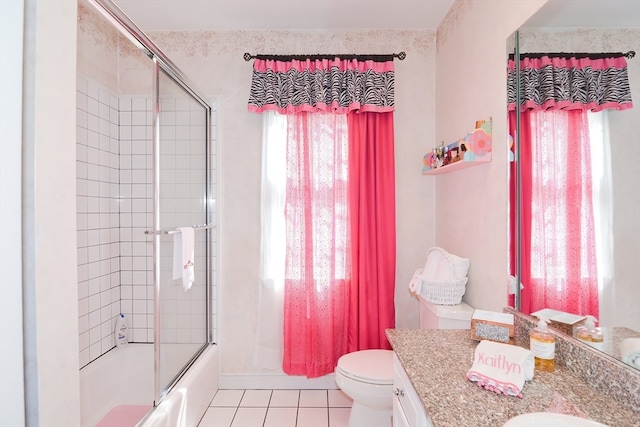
(336, 349, 393, 385)
(335, 349, 394, 427)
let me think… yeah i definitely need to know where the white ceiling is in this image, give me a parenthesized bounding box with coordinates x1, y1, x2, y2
(113, 0, 456, 32)
(522, 0, 640, 29)
(111, 0, 639, 34)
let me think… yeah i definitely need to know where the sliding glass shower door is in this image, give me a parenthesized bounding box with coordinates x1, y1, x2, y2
(78, 1, 214, 419)
(154, 67, 211, 399)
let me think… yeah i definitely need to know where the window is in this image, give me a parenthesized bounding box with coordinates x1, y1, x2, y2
(261, 111, 350, 289)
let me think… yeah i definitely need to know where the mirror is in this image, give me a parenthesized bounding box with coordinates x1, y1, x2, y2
(508, 0, 640, 368)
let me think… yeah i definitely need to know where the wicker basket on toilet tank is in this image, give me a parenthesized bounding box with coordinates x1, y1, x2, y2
(416, 247, 470, 305)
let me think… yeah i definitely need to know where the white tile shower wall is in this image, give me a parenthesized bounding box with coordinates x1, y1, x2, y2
(77, 75, 219, 367)
(118, 94, 154, 346)
(77, 75, 122, 367)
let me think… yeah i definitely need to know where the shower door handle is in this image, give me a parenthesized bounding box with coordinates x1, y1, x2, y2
(144, 223, 216, 235)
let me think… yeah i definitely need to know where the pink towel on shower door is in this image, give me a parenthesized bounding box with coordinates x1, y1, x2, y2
(172, 227, 194, 290)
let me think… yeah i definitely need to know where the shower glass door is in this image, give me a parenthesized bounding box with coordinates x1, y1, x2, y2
(155, 67, 210, 399)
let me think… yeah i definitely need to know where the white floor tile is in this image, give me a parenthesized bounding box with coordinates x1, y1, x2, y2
(328, 407, 350, 427)
(230, 407, 267, 427)
(296, 407, 328, 427)
(327, 389, 352, 408)
(198, 407, 236, 427)
(299, 390, 327, 407)
(264, 407, 298, 427)
(197, 388, 357, 427)
(211, 389, 245, 407)
(270, 389, 300, 407)
(239, 389, 272, 407)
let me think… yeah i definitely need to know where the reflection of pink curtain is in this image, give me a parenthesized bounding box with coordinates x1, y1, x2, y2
(509, 111, 533, 314)
(347, 112, 396, 351)
(282, 113, 350, 378)
(507, 53, 633, 112)
(513, 110, 599, 316)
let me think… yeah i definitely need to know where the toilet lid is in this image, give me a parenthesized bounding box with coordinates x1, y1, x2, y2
(336, 349, 393, 385)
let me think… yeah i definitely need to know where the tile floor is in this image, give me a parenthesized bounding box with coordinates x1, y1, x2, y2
(197, 389, 353, 427)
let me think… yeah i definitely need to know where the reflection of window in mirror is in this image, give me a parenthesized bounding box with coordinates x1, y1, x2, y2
(507, 48, 636, 328)
(511, 109, 612, 317)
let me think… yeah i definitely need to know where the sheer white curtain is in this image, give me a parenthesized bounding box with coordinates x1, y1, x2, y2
(254, 112, 286, 369)
(588, 111, 615, 326)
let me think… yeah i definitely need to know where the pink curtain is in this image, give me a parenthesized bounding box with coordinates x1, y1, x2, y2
(253, 54, 398, 377)
(282, 112, 350, 378)
(513, 110, 599, 316)
(248, 55, 396, 114)
(347, 111, 396, 351)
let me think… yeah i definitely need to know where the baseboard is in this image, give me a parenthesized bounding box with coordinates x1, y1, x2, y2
(219, 373, 338, 390)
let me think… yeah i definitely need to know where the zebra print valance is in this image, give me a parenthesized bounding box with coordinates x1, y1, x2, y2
(247, 55, 395, 114)
(507, 53, 633, 112)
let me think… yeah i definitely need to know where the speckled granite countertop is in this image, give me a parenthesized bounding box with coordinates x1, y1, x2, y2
(386, 329, 640, 427)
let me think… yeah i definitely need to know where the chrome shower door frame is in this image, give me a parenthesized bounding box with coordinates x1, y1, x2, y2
(86, 0, 214, 407)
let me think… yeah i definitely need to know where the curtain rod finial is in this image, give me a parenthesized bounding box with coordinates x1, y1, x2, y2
(243, 52, 253, 61)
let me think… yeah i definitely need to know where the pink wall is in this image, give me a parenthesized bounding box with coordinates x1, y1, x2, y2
(434, 0, 547, 312)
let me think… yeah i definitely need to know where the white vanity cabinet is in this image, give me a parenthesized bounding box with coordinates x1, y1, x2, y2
(392, 353, 432, 427)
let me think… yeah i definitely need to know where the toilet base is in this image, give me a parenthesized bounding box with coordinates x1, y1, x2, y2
(347, 401, 392, 427)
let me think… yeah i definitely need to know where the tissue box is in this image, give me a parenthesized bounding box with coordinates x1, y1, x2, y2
(470, 310, 514, 344)
(531, 308, 586, 337)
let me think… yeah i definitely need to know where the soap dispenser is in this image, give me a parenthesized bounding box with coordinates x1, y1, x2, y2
(530, 317, 555, 372)
(576, 315, 604, 348)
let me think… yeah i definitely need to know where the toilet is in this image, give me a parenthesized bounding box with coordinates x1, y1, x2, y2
(335, 349, 393, 427)
(335, 299, 474, 427)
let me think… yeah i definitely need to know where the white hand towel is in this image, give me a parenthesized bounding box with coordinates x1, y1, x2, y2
(408, 268, 424, 295)
(466, 340, 534, 398)
(173, 227, 195, 291)
(620, 338, 640, 369)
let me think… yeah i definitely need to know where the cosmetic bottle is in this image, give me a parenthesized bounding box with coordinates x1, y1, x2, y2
(530, 317, 555, 372)
(114, 313, 129, 347)
(576, 315, 604, 349)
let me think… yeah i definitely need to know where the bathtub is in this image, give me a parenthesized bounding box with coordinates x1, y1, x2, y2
(80, 343, 219, 427)
(139, 343, 219, 427)
(80, 344, 154, 427)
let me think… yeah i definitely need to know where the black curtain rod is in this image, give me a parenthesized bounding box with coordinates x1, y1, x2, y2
(509, 50, 635, 60)
(243, 51, 406, 62)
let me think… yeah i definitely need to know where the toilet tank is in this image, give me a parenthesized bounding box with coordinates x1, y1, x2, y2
(419, 299, 474, 329)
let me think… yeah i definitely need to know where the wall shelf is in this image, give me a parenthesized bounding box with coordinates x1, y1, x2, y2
(422, 155, 491, 175)
(422, 119, 492, 175)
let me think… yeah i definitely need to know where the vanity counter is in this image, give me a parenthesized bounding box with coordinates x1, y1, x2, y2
(386, 329, 639, 427)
